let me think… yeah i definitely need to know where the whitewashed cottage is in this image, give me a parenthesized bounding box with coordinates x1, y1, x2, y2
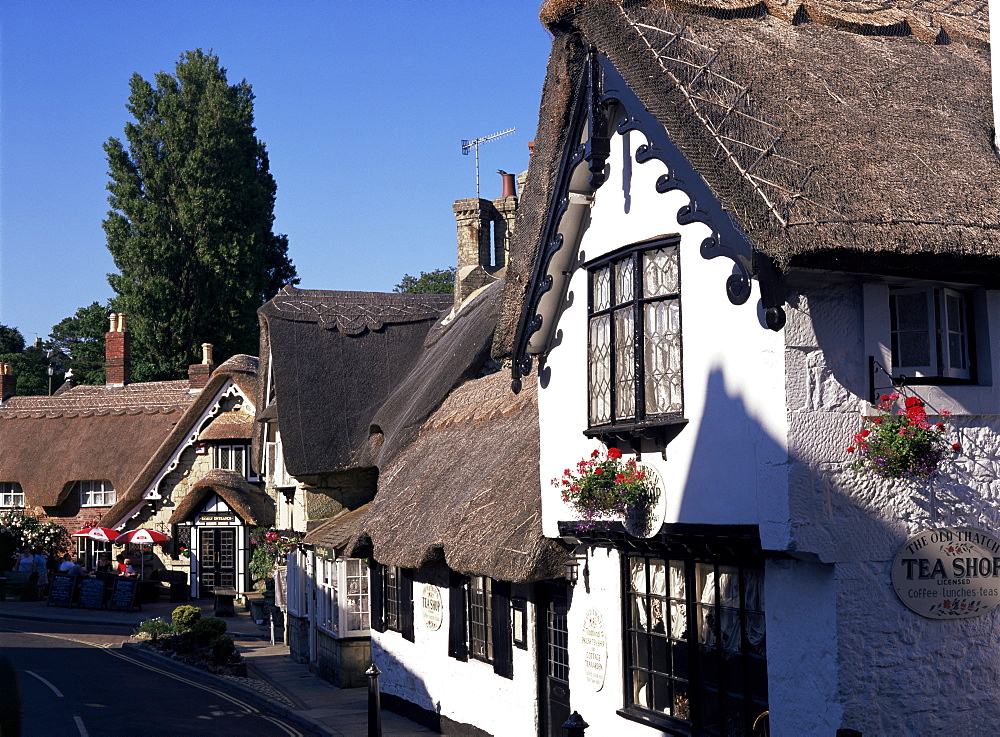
(492, 1, 1000, 735)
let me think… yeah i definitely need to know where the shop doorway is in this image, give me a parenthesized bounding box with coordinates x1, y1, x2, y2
(198, 527, 236, 597)
(538, 581, 572, 737)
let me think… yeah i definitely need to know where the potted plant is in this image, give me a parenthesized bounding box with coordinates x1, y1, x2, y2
(847, 393, 961, 480)
(553, 448, 655, 527)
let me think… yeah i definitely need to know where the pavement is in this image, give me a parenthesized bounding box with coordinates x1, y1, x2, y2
(0, 594, 436, 737)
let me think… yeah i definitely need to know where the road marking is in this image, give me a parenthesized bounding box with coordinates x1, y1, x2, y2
(74, 715, 89, 737)
(3, 629, 303, 737)
(25, 669, 63, 697)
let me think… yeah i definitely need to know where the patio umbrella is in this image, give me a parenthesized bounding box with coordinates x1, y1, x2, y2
(84, 528, 122, 544)
(113, 529, 170, 579)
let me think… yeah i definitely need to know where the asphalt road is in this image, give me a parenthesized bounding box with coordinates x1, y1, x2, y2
(0, 619, 318, 737)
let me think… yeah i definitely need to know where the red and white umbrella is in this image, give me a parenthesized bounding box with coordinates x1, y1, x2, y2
(114, 529, 170, 579)
(114, 529, 169, 545)
(71, 527, 121, 543)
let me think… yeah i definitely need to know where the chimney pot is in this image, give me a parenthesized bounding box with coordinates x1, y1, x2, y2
(109, 313, 117, 332)
(0, 363, 16, 400)
(499, 170, 517, 199)
(202, 343, 213, 365)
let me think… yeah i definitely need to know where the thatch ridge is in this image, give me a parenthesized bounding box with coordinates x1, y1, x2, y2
(253, 289, 453, 478)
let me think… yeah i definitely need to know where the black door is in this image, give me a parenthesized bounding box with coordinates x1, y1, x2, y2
(198, 527, 236, 597)
(538, 581, 571, 737)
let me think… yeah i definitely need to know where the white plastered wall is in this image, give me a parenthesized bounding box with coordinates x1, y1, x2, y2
(372, 579, 540, 736)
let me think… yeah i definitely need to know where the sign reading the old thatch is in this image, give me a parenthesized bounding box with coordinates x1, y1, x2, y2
(892, 527, 1000, 619)
(581, 608, 607, 691)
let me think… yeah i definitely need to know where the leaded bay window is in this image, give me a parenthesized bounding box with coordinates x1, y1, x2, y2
(317, 557, 371, 638)
(889, 286, 972, 381)
(589, 239, 683, 439)
(625, 554, 767, 734)
(0, 482, 24, 507)
(79, 480, 116, 507)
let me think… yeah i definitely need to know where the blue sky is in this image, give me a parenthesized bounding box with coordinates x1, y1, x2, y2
(0, 1, 552, 342)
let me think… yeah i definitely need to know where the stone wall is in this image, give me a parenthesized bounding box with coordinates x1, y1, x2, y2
(315, 630, 371, 688)
(783, 275, 1000, 733)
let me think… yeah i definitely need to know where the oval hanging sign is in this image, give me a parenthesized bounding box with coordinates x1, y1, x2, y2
(421, 585, 443, 631)
(891, 527, 1000, 619)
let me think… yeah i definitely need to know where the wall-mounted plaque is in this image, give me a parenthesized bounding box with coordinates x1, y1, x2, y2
(891, 527, 1000, 619)
(581, 608, 607, 691)
(421, 585, 443, 631)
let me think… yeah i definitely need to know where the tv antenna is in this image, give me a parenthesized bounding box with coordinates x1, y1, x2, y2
(462, 128, 515, 198)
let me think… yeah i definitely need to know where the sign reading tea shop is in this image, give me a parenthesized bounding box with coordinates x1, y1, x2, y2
(891, 527, 1000, 619)
(421, 584, 443, 631)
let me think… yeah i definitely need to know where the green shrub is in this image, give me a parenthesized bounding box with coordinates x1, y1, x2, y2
(135, 617, 172, 641)
(191, 616, 227, 644)
(171, 605, 202, 628)
(210, 635, 237, 665)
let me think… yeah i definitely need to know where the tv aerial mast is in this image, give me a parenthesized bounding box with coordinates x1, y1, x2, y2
(461, 128, 515, 198)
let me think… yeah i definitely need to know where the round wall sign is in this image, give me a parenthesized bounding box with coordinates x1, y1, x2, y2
(891, 527, 1000, 619)
(581, 608, 607, 691)
(421, 585, 443, 630)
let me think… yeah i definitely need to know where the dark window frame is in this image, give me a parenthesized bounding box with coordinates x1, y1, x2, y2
(585, 237, 687, 449)
(372, 564, 413, 641)
(889, 285, 977, 385)
(620, 551, 768, 736)
(468, 575, 493, 664)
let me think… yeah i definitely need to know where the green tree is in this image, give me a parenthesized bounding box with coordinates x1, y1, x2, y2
(0, 344, 52, 396)
(0, 326, 24, 354)
(104, 49, 297, 380)
(394, 267, 456, 294)
(48, 302, 109, 385)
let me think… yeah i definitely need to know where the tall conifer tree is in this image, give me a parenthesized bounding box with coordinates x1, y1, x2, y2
(104, 49, 296, 380)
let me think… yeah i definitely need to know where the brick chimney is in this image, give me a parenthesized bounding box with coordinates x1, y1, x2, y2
(452, 171, 520, 309)
(0, 363, 16, 401)
(188, 343, 216, 390)
(105, 313, 131, 387)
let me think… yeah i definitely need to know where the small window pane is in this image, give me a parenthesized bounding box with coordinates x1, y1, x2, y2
(589, 315, 612, 425)
(643, 247, 679, 297)
(616, 258, 635, 304)
(614, 306, 636, 419)
(594, 266, 611, 311)
(645, 301, 682, 414)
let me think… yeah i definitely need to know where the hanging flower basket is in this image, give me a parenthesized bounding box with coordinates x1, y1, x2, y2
(553, 448, 655, 527)
(846, 393, 961, 480)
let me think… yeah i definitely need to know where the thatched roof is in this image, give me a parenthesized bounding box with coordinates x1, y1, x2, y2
(252, 287, 453, 478)
(496, 0, 998, 355)
(199, 409, 255, 441)
(0, 381, 197, 507)
(304, 503, 371, 555)
(348, 371, 571, 583)
(93, 359, 260, 528)
(168, 469, 274, 527)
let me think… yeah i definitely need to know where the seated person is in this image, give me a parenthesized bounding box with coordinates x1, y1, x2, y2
(95, 554, 112, 573)
(122, 559, 139, 577)
(58, 554, 86, 576)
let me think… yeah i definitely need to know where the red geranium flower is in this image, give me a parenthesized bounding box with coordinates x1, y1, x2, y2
(847, 446, 855, 453)
(953, 443, 962, 452)
(607, 447, 623, 460)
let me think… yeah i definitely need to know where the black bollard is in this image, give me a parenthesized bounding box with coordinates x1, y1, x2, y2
(367, 662, 382, 737)
(563, 711, 589, 737)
